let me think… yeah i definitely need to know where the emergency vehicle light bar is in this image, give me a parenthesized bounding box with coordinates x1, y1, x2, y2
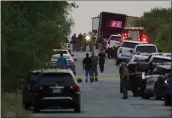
(124, 27, 144, 30)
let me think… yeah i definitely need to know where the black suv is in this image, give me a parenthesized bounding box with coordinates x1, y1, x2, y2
(30, 69, 81, 113)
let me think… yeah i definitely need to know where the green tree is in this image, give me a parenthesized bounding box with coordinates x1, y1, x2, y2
(1, 1, 77, 93)
(135, 8, 171, 52)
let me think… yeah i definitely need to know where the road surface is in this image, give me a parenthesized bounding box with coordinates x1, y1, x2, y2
(32, 51, 171, 117)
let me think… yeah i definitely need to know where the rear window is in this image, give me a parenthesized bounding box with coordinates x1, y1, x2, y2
(109, 36, 122, 42)
(54, 51, 67, 54)
(136, 46, 157, 53)
(122, 42, 139, 48)
(37, 73, 75, 86)
(30, 72, 39, 81)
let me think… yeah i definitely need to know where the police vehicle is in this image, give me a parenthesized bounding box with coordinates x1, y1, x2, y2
(128, 44, 159, 60)
(141, 65, 171, 100)
(127, 55, 172, 95)
(116, 40, 142, 65)
(22, 69, 81, 113)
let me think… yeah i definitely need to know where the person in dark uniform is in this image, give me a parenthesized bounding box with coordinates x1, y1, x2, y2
(120, 62, 129, 99)
(119, 62, 125, 93)
(98, 50, 107, 73)
(130, 65, 140, 97)
(90, 52, 99, 81)
(82, 53, 93, 82)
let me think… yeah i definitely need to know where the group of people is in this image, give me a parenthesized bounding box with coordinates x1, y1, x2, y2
(119, 62, 145, 99)
(71, 33, 96, 51)
(82, 50, 107, 83)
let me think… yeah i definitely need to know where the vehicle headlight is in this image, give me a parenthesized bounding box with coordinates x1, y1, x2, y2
(164, 79, 168, 84)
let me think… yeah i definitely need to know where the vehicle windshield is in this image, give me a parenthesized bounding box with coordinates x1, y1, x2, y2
(37, 73, 75, 86)
(57, 55, 71, 59)
(109, 36, 122, 42)
(152, 57, 172, 64)
(121, 42, 139, 48)
(136, 46, 157, 53)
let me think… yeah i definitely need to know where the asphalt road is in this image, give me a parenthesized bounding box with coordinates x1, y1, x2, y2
(32, 51, 171, 117)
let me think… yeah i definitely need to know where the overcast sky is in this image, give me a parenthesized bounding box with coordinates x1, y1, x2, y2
(70, 1, 171, 36)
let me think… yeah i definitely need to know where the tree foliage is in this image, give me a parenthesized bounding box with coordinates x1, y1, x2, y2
(1, 1, 77, 93)
(135, 8, 171, 52)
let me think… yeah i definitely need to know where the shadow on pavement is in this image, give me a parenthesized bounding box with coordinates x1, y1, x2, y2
(38, 110, 76, 114)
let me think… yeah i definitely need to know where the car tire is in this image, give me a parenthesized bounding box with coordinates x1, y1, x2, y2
(23, 103, 31, 110)
(33, 106, 40, 113)
(164, 95, 171, 106)
(116, 59, 120, 65)
(154, 86, 161, 100)
(141, 94, 151, 99)
(74, 103, 81, 113)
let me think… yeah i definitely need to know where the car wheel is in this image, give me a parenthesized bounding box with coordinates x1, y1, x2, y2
(116, 59, 119, 65)
(164, 95, 171, 106)
(74, 103, 81, 113)
(141, 94, 151, 99)
(23, 103, 31, 110)
(33, 106, 40, 113)
(154, 86, 161, 100)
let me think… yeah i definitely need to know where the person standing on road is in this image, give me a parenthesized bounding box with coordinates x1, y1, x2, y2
(71, 33, 77, 51)
(82, 53, 93, 83)
(98, 49, 107, 73)
(120, 62, 129, 99)
(90, 52, 99, 82)
(57, 52, 67, 69)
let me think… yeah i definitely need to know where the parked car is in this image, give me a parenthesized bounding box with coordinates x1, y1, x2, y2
(164, 71, 172, 106)
(141, 65, 171, 100)
(30, 69, 81, 113)
(50, 54, 76, 75)
(116, 40, 142, 65)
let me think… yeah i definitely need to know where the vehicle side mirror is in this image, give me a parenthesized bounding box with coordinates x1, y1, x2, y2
(129, 50, 133, 53)
(77, 78, 82, 83)
(71, 54, 74, 57)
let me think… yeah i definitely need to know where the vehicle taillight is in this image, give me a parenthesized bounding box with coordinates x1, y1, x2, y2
(72, 84, 80, 91)
(141, 34, 148, 42)
(121, 33, 128, 39)
(34, 84, 43, 90)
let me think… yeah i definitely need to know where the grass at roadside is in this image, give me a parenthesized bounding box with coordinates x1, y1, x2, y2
(2, 92, 31, 117)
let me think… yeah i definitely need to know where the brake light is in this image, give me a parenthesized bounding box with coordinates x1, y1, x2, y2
(121, 33, 128, 39)
(34, 84, 43, 90)
(141, 34, 148, 42)
(72, 84, 80, 91)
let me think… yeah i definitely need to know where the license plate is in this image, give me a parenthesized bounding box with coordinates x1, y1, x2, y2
(52, 88, 61, 93)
